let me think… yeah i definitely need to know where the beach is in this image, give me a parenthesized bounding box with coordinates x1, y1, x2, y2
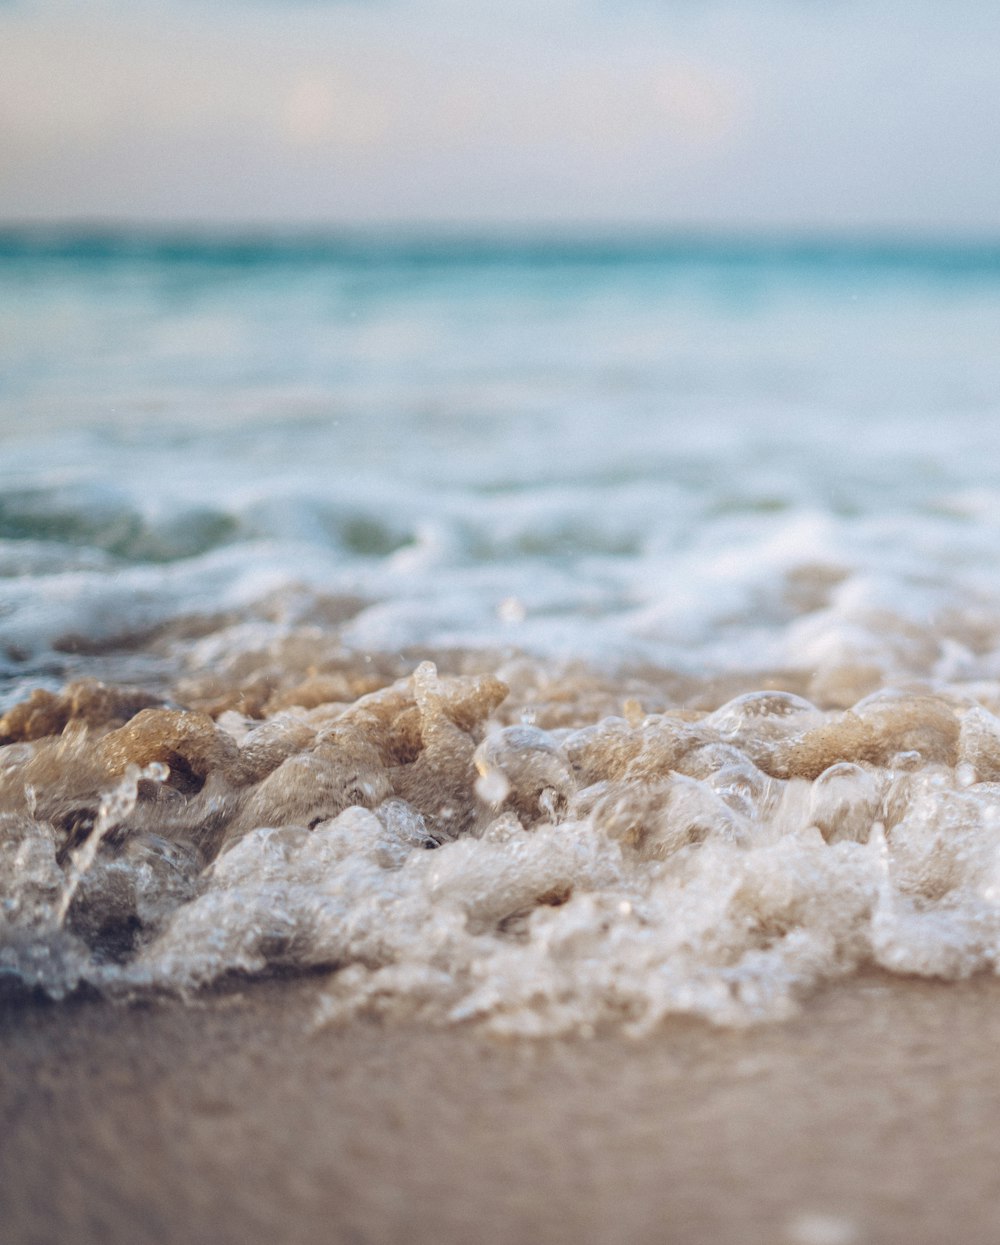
(5, 971, 1000, 1245)
(7, 0, 1000, 1236)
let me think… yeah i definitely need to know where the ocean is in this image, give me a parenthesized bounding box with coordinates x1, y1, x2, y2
(4, 228, 1000, 1032)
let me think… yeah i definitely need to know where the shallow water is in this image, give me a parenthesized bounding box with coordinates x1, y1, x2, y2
(4, 230, 1000, 1031)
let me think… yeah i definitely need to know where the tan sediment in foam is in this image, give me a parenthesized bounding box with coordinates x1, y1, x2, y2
(5, 646, 1000, 1031)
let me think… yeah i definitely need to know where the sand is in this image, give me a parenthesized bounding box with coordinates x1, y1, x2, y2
(4, 973, 1000, 1245)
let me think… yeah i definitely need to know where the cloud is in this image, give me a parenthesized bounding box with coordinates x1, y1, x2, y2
(281, 74, 391, 148)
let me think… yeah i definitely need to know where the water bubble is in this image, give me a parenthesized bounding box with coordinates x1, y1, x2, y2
(809, 762, 881, 845)
(474, 726, 574, 824)
(475, 768, 511, 805)
(708, 691, 822, 739)
(497, 596, 527, 624)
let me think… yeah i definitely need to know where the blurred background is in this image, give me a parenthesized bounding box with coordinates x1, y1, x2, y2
(3, 0, 1000, 235)
(3, 1, 1000, 697)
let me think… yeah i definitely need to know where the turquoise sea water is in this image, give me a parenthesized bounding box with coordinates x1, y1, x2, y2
(4, 229, 1000, 691)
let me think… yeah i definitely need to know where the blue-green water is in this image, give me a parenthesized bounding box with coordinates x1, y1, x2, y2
(3, 229, 1000, 691)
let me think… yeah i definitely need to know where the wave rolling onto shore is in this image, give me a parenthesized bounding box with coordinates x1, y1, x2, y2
(4, 232, 1000, 1035)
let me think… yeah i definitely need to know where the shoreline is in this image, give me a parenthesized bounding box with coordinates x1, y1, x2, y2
(4, 971, 1000, 1245)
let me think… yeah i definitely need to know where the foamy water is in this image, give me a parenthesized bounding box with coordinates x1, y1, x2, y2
(4, 231, 1000, 1030)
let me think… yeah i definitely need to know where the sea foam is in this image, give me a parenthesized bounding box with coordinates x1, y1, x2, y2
(4, 656, 1000, 1034)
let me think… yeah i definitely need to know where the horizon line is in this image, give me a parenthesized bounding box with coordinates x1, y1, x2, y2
(5, 220, 1000, 270)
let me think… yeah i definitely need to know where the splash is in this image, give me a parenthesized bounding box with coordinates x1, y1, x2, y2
(4, 656, 1000, 1033)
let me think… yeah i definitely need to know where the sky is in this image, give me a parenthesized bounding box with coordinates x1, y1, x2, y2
(2, 0, 1000, 234)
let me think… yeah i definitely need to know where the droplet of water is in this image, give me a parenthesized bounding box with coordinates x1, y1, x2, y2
(475, 768, 511, 805)
(497, 596, 526, 624)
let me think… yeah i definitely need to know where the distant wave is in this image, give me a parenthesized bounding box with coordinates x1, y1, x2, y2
(4, 225, 1000, 278)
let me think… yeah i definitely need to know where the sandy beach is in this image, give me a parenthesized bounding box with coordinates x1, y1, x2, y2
(7, 7, 1000, 1241)
(4, 972, 1000, 1245)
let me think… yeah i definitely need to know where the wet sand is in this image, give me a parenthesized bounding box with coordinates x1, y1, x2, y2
(4, 974, 1000, 1245)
